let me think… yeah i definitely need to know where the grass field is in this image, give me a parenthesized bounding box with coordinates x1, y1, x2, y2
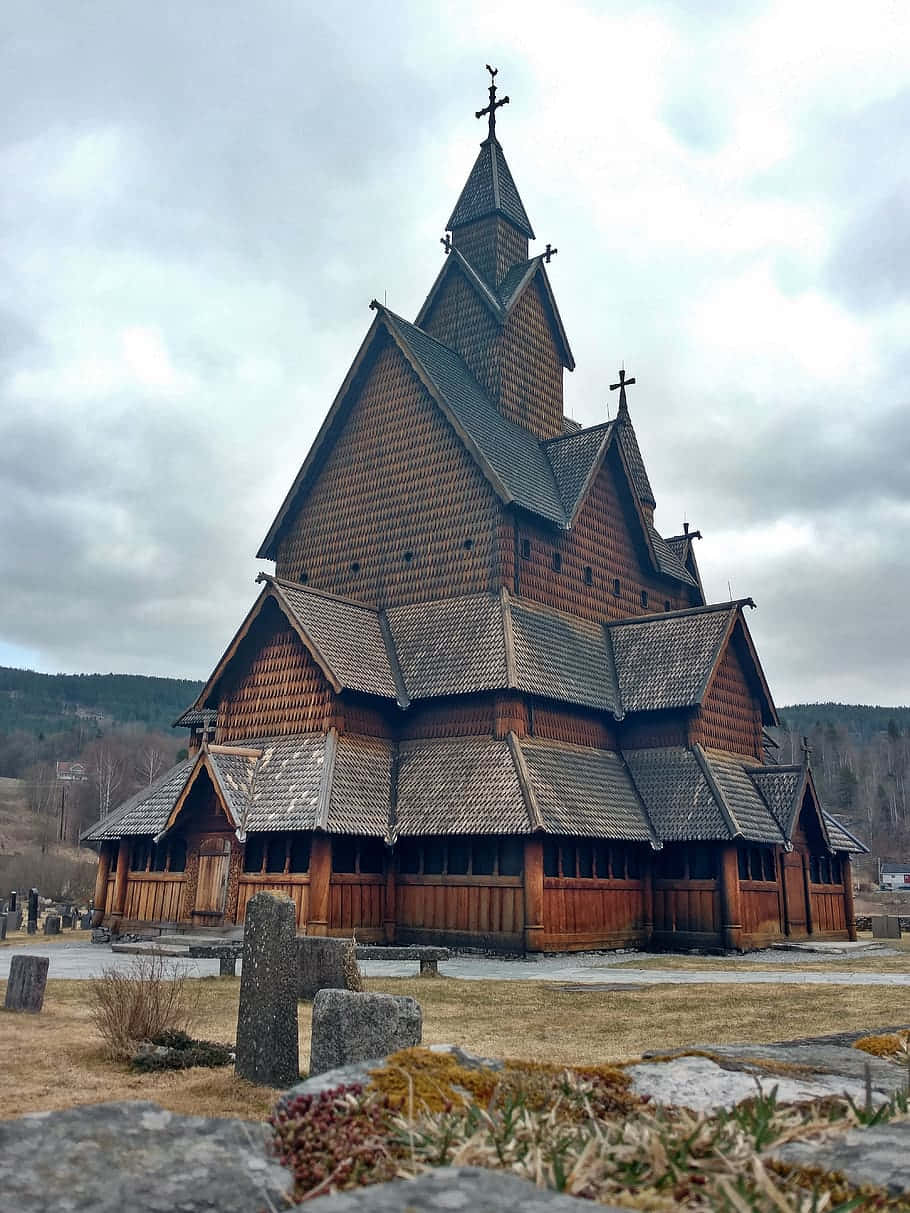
(2, 973, 909, 1122)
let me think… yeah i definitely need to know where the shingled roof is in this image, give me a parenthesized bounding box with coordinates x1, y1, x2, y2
(82, 758, 196, 841)
(447, 136, 534, 238)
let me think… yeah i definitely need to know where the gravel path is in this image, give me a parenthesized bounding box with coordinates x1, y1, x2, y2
(2, 942, 910, 986)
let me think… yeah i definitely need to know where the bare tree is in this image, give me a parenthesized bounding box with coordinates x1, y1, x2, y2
(136, 742, 166, 787)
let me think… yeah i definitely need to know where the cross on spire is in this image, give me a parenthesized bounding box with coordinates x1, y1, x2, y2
(801, 735, 813, 767)
(609, 366, 636, 417)
(542, 243, 558, 263)
(475, 64, 509, 140)
(441, 233, 452, 255)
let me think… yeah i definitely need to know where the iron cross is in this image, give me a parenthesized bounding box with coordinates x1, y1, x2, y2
(542, 243, 558, 263)
(441, 233, 452, 255)
(609, 367, 636, 412)
(475, 65, 509, 139)
(801, 736, 813, 765)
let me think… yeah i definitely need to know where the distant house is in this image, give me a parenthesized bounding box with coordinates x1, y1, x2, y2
(56, 761, 88, 783)
(880, 864, 910, 891)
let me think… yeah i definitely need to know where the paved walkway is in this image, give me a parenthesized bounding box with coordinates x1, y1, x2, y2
(2, 941, 910, 987)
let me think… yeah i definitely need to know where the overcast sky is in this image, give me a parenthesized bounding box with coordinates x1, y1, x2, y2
(1, 0, 908, 707)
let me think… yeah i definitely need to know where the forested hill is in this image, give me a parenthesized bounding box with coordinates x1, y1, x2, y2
(0, 667, 204, 736)
(779, 703, 910, 741)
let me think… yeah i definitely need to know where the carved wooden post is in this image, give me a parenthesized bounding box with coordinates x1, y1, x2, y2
(842, 855, 857, 941)
(523, 837, 545, 953)
(307, 834, 331, 936)
(91, 845, 112, 927)
(641, 856, 655, 946)
(383, 848, 397, 944)
(111, 839, 129, 922)
(718, 844, 743, 951)
(802, 853, 815, 936)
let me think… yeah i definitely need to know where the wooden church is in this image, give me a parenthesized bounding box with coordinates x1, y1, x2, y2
(84, 71, 865, 951)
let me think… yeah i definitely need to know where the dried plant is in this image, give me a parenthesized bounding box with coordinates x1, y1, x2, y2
(88, 954, 200, 1061)
(342, 938, 364, 993)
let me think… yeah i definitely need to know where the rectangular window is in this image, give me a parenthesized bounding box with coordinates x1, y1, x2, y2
(130, 839, 151, 872)
(266, 835, 288, 874)
(288, 835, 311, 873)
(151, 842, 169, 873)
(738, 849, 750, 881)
(559, 843, 576, 879)
(448, 839, 471, 875)
(358, 838, 385, 874)
(761, 850, 776, 882)
(626, 849, 641, 880)
(243, 837, 264, 874)
(332, 837, 357, 874)
(400, 840, 422, 874)
(499, 838, 523, 876)
(689, 845, 715, 880)
(577, 842, 594, 878)
(423, 839, 445, 875)
(810, 855, 821, 884)
(830, 856, 842, 884)
(543, 840, 559, 877)
(471, 840, 496, 876)
(656, 848, 685, 880)
(168, 839, 187, 873)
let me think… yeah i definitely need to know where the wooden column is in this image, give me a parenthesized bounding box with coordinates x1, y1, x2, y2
(91, 845, 112, 927)
(718, 844, 743, 952)
(111, 840, 129, 921)
(802, 854, 815, 936)
(523, 838, 545, 953)
(383, 849, 397, 944)
(842, 855, 857, 941)
(641, 856, 655, 946)
(307, 834, 331, 936)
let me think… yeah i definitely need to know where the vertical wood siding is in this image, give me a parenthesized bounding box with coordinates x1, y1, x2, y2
(653, 880, 721, 940)
(542, 879, 646, 949)
(236, 877, 310, 929)
(531, 704, 617, 749)
(329, 875, 385, 936)
(276, 339, 501, 606)
(809, 886, 848, 935)
(397, 877, 524, 941)
(740, 882, 783, 938)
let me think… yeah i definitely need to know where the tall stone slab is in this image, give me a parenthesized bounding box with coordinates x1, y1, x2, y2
(4, 955, 50, 1012)
(296, 936, 358, 1000)
(27, 888, 38, 936)
(309, 990, 422, 1076)
(235, 892, 299, 1087)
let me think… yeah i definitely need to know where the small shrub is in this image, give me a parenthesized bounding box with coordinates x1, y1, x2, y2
(343, 938, 363, 993)
(130, 1032, 234, 1073)
(88, 954, 200, 1061)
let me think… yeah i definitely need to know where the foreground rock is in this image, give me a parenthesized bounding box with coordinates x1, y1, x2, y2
(0, 1102, 291, 1212)
(305, 1166, 622, 1210)
(770, 1120, 910, 1196)
(309, 989, 422, 1076)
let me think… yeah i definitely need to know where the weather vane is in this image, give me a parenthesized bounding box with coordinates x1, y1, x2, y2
(475, 64, 509, 139)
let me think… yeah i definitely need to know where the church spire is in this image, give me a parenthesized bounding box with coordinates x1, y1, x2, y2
(444, 67, 534, 285)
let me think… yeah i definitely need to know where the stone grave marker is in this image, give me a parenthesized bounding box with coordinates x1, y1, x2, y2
(80, 910, 94, 930)
(234, 892, 299, 1087)
(27, 888, 38, 935)
(296, 936, 360, 1000)
(8, 889, 17, 911)
(44, 914, 61, 936)
(4, 954, 50, 1012)
(871, 915, 901, 939)
(0, 913, 6, 941)
(309, 989, 422, 1076)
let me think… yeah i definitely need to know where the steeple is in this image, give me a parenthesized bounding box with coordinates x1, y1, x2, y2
(445, 67, 534, 286)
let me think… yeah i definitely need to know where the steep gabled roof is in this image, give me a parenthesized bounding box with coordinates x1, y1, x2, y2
(189, 576, 399, 713)
(698, 746, 786, 845)
(822, 810, 869, 854)
(415, 251, 575, 370)
(446, 136, 534, 237)
(542, 423, 613, 520)
(616, 414, 656, 508)
(81, 757, 196, 841)
(624, 746, 733, 841)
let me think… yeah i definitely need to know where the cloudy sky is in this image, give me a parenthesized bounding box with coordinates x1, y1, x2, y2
(1, 0, 908, 706)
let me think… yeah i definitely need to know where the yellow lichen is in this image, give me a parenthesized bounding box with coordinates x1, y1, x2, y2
(854, 1031, 910, 1059)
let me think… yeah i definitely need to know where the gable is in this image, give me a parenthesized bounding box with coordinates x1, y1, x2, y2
(497, 277, 564, 438)
(275, 336, 502, 607)
(419, 263, 501, 402)
(211, 596, 336, 744)
(693, 627, 763, 759)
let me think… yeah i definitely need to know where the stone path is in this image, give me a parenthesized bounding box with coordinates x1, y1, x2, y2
(2, 940, 910, 987)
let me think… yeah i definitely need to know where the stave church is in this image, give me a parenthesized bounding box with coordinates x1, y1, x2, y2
(84, 71, 865, 951)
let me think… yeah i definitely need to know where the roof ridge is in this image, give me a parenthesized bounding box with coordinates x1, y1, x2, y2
(378, 609, 411, 709)
(601, 623, 625, 721)
(606, 599, 754, 629)
(541, 420, 613, 447)
(692, 743, 743, 839)
(507, 732, 544, 831)
(315, 727, 338, 831)
(261, 572, 378, 613)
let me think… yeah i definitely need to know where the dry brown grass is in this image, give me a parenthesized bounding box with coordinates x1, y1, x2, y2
(88, 954, 201, 1059)
(2, 974, 909, 1123)
(613, 934, 910, 973)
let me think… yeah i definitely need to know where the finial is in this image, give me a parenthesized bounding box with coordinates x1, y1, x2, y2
(801, 735, 813, 768)
(542, 243, 558, 263)
(609, 366, 636, 418)
(441, 233, 452, 255)
(475, 64, 510, 140)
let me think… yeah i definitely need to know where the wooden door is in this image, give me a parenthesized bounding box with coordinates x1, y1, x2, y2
(195, 839, 231, 915)
(782, 851, 809, 937)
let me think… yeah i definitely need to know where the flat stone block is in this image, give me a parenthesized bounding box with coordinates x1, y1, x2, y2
(871, 915, 902, 939)
(297, 935, 356, 1000)
(309, 989, 422, 1076)
(0, 1101, 291, 1213)
(304, 1165, 619, 1210)
(4, 955, 49, 1013)
(43, 914, 61, 936)
(235, 892, 299, 1087)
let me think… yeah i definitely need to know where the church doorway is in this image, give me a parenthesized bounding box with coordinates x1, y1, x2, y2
(193, 838, 231, 921)
(781, 850, 810, 937)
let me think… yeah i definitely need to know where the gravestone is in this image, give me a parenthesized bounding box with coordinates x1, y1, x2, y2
(44, 914, 61, 936)
(4, 955, 49, 1012)
(234, 892, 299, 1087)
(8, 889, 17, 911)
(5, 909, 18, 936)
(0, 914, 6, 941)
(27, 888, 38, 935)
(61, 911, 74, 929)
(296, 936, 359, 1000)
(871, 915, 901, 939)
(80, 911, 94, 930)
(309, 989, 422, 1076)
